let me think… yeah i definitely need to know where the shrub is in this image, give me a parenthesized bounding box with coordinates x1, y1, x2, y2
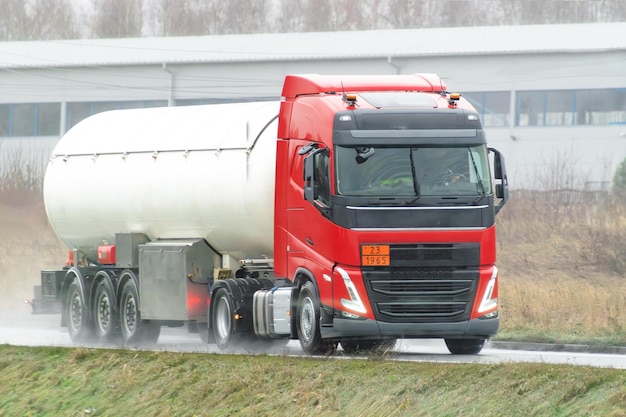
(0, 143, 45, 204)
(613, 156, 626, 201)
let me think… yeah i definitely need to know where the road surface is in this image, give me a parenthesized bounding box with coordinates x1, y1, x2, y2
(1, 306, 625, 369)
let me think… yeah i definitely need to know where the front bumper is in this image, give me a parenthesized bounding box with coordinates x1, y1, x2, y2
(320, 314, 498, 340)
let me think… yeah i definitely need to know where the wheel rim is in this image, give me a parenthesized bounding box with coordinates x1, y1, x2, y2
(300, 296, 315, 342)
(122, 293, 137, 335)
(69, 290, 83, 332)
(215, 296, 231, 342)
(96, 291, 111, 333)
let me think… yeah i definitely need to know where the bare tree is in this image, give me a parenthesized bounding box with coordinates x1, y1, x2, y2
(378, 0, 434, 30)
(2, 0, 626, 41)
(30, 0, 78, 40)
(215, 0, 271, 34)
(92, 0, 143, 38)
(146, 0, 212, 36)
(0, 0, 31, 40)
(275, 0, 309, 33)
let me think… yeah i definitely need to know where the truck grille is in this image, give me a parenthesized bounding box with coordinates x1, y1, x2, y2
(377, 302, 467, 318)
(362, 243, 480, 323)
(371, 278, 472, 296)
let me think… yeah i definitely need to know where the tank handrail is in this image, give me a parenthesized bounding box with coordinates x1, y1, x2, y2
(246, 114, 279, 155)
(51, 147, 253, 160)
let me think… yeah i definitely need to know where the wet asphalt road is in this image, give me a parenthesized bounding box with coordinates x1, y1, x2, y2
(1, 306, 625, 369)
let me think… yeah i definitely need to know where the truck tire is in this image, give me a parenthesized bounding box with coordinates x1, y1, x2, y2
(119, 278, 160, 346)
(65, 277, 94, 343)
(296, 281, 336, 355)
(212, 288, 237, 349)
(445, 338, 485, 354)
(93, 280, 119, 345)
(341, 339, 397, 354)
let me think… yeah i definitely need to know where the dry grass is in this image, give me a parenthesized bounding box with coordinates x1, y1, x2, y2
(0, 146, 66, 312)
(0, 200, 66, 311)
(496, 191, 626, 344)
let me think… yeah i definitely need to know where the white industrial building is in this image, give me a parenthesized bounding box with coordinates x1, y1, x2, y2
(1, 22, 625, 189)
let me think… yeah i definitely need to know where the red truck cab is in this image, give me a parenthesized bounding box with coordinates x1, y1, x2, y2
(274, 74, 508, 354)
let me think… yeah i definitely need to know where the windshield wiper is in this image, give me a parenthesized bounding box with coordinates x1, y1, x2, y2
(406, 148, 421, 204)
(468, 150, 486, 195)
(366, 197, 423, 206)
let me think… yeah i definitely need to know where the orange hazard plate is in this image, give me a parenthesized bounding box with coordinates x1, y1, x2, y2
(361, 244, 390, 266)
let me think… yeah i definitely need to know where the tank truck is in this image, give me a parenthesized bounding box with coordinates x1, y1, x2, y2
(33, 74, 509, 354)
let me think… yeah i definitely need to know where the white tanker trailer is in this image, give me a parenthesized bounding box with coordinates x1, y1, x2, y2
(45, 100, 279, 264)
(34, 74, 509, 355)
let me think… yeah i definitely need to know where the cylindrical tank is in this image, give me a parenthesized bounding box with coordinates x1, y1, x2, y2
(44, 101, 280, 262)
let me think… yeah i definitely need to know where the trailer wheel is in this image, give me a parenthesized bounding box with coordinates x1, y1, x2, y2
(444, 338, 485, 354)
(212, 288, 237, 349)
(93, 280, 119, 344)
(297, 281, 336, 355)
(341, 339, 397, 355)
(66, 277, 93, 343)
(119, 278, 160, 346)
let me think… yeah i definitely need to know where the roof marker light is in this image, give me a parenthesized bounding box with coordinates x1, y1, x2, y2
(339, 115, 352, 121)
(343, 93, 357, 106)
(448, 93, 461, 108)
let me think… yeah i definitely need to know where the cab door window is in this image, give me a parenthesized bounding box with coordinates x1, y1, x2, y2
(304, 148, 330, 208)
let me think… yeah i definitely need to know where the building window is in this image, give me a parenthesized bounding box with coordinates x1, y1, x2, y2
(517, 91, 545, 126)
(0, 104, 9, 136)
(37, 103, 62, 136)
(0, 103, 61, 137)
(175, 97, 276, 106)
(119, 100, 166, 109)
(66, 100, 168, 131)
(516, 88, 626, 126)
(464, 92, 510, 127)
(66, 102, 93, 131)
(12, 104, 38, 136)
(175, 98, 223, 106)
(575, 89, 626, 125)
(546, 90, 575, 125)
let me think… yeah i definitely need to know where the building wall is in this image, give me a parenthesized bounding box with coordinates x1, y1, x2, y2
(1, 48, 624, 190)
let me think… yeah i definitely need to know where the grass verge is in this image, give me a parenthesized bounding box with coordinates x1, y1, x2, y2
(0, 345, 625, 417)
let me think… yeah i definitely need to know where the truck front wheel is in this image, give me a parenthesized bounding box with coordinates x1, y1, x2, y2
(444, 338, 485, 354)
(66, 277, 93, 343)
(297, 281, 336, 355)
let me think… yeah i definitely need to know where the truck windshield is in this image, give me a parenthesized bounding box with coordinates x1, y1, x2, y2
(335, 145, 492, 197)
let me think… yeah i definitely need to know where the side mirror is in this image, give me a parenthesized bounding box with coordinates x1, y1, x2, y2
(355, 147, 375, 164)
(489, 147, 509, 214)
(496, 184, 504, 199)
